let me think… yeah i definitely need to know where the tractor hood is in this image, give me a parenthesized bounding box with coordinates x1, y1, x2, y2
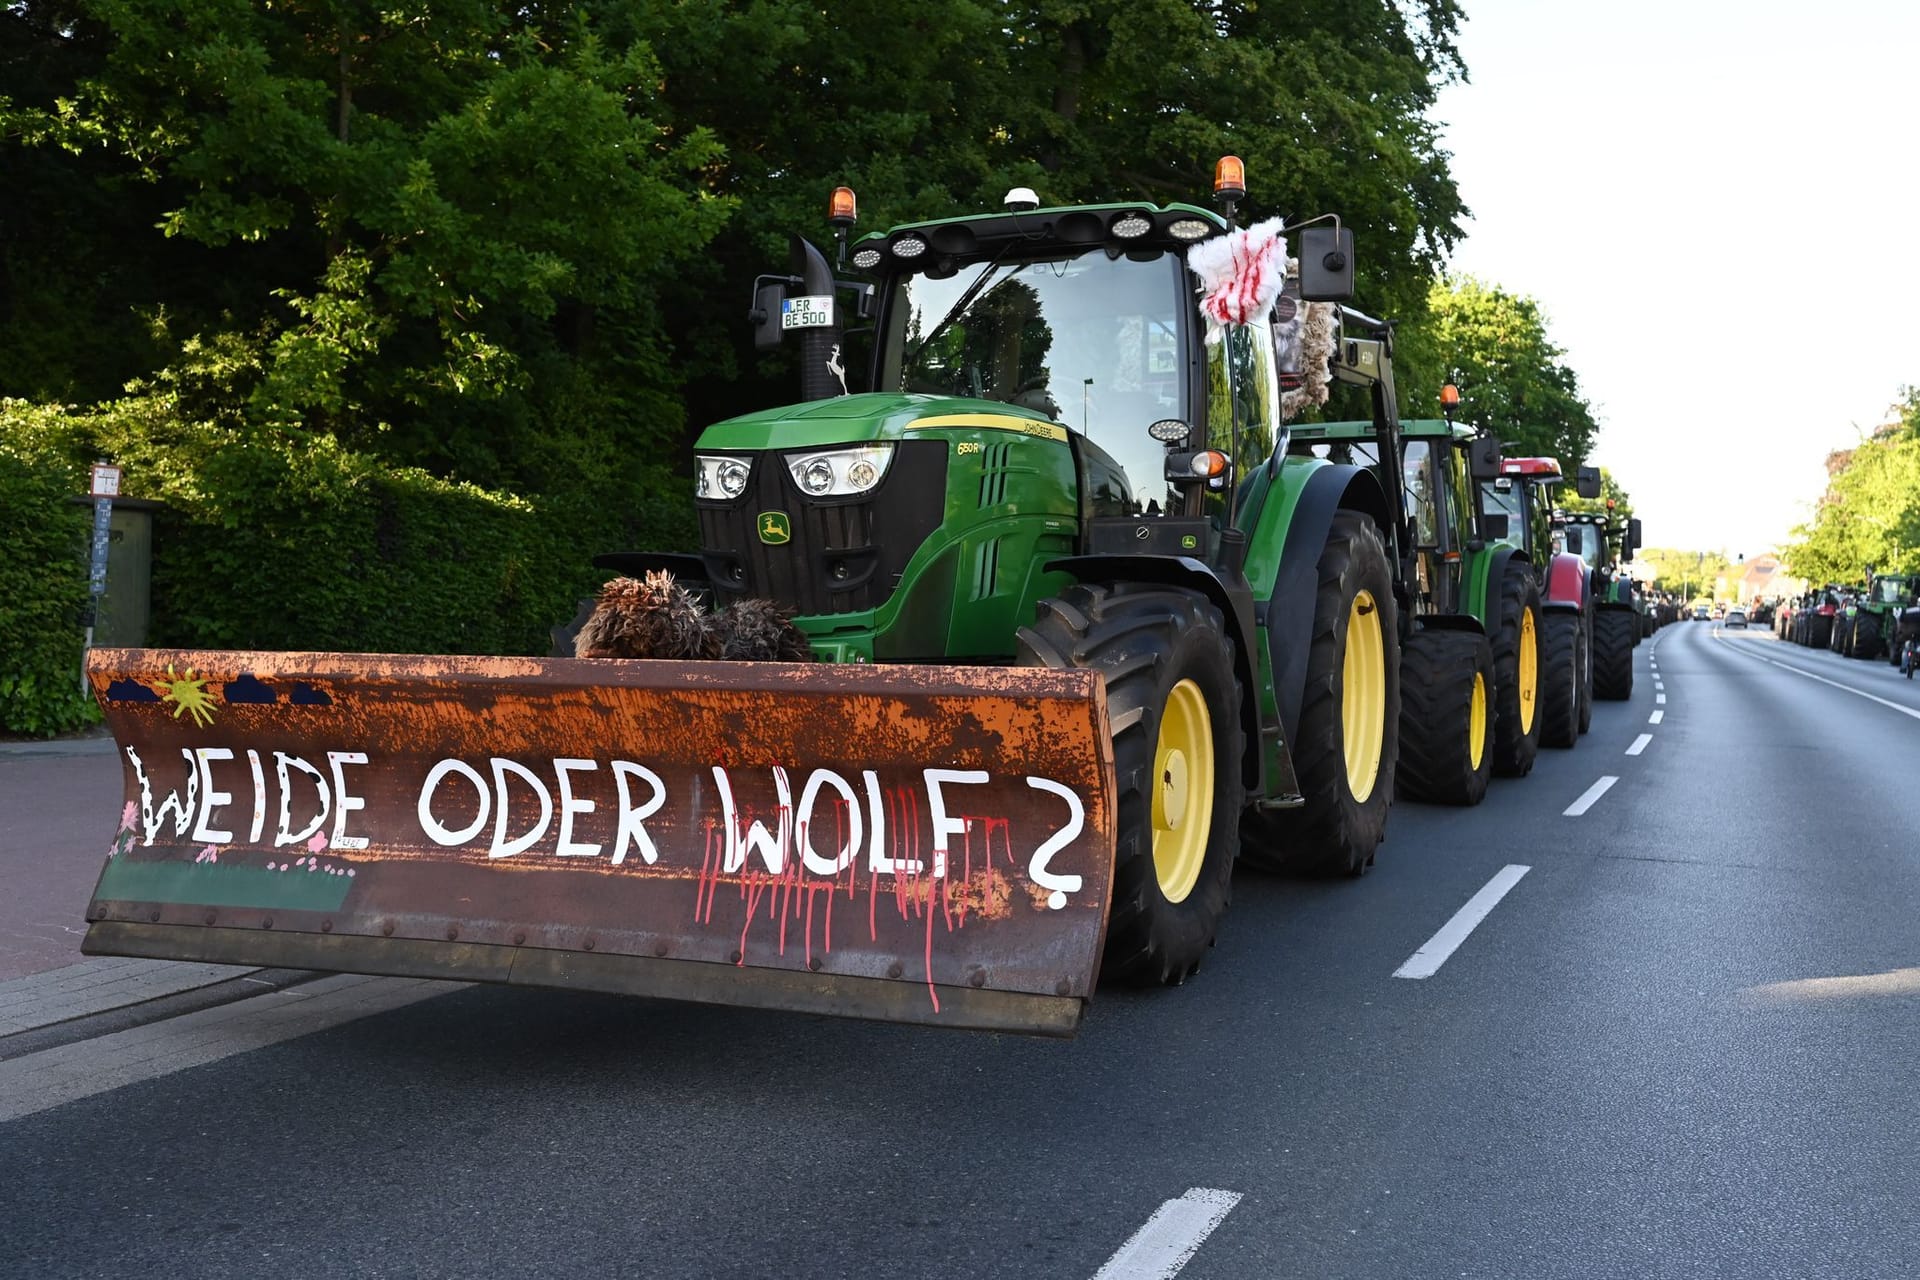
(699, 392, 1064, 452)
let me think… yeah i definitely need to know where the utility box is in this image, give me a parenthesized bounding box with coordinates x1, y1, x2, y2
(71, 496, 160, 646)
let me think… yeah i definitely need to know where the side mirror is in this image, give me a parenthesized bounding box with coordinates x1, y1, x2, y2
(1482, 513, 1510, 541)
(1297, 225, 1355, 302)
(750, 281, 789, 352)
(1626, 517, 1643, 559)
(1468, 435, 1504, 479)
(1575, 465, 1602, 501)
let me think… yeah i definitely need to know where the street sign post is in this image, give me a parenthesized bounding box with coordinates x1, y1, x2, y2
(82, 464, 123, 696)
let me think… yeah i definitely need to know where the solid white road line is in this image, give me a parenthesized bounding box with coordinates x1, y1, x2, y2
(1717, 639, 1920, 724)
(1649, 710, 1664, 724)
(1092, 1188, 1243, 1280)
(1626, 734, 1652, 756)
(1392, 865, 1531, 980)
(0, 974, 461, 1123)
(1563, 775, 1619, 816)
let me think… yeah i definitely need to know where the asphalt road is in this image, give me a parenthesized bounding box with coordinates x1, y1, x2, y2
(6, 620, 1920, 1279)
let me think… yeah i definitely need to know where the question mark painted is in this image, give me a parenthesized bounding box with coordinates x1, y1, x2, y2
(1024, 776, 1085, 909)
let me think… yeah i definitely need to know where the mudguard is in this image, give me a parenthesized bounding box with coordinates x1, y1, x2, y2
(1244, 459, 1391, 747)
(81, 649, 1120, 1036)
(1543, 552, 1589, 612)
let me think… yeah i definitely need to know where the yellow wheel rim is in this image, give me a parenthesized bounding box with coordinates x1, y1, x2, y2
(1517, 607, 1538, 735)
(1341, 590, 1386, 802)
(1468, 671, 1487, 771)
(1151, 679, 1215, 904)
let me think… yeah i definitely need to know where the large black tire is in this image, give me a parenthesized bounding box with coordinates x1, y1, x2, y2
(1016, 584, 1245, 985)
(1241, 512, 1399, 876)
(1489, 559, 1543, 777)
(1576, 613, 1594, 734)
(1538, 611, 1582, 749)
(1851, 617, 1883, 660)
(1830, 615, 1850, 652)
(1807, 614, 1833, 648)
(1394, 627, 1494, 806)
(1592, 607, 1636, 701)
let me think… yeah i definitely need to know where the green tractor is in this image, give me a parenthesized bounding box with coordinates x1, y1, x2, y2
(586, 172, 1410, 989)
(1846, 572, 1918, 662)
(1552, 492, 1644, 700)
(1284, 414, 1548, 806)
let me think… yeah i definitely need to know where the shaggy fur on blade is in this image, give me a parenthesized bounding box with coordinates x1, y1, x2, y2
(574, 571, 813, 661)
(718, 597, 814, 661)
(574, 571, 721, 660)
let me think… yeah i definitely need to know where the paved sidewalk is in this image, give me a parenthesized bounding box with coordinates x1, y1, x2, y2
(0, 739, 126, 980)
(0, 956, 259, 1037)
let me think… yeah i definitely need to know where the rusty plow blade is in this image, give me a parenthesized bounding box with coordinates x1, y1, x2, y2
(81, 650, 1118, 1035)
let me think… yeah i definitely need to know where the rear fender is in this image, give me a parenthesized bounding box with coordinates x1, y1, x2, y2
(1242, 459, 1391, 749)
(1463, 546, 1525, 628)
(1543, 552, 1589, 611)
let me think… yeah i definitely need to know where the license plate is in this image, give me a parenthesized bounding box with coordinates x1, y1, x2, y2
(780, 295, 835, 330)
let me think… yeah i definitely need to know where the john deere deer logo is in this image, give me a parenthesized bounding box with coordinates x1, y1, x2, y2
(758, 511, 792, 545)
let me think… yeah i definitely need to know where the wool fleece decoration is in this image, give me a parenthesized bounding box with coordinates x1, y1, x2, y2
(1187, 217, 1288, 344)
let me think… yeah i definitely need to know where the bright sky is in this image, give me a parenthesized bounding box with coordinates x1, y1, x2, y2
(1435, 0, 1920, 558)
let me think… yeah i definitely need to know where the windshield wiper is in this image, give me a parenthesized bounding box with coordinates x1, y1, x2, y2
(903, 245, 1018, 368)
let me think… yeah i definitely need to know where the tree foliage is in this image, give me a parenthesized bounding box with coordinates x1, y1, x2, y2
(1400, 276, 1600, 470)
(0, 0, 1478, 730)
(1783, 390, 1920, 583)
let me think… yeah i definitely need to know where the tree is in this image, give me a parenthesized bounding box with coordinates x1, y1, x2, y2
(1783, 397, 1920, 583)
(1398, 275, 1600, 468)
(2, 1, 730, 491)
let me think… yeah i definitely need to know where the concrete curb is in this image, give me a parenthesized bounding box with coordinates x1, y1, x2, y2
(0, 736, 117, 757)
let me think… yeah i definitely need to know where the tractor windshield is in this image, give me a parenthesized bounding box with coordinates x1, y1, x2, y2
(1873, 577, 1910, 604)
(1479, 478, 1527, 550)
(882, 251, 1187, 513)
(1562, 522, 1605, 570)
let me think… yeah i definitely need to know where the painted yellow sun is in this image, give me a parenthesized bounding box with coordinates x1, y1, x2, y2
(158, 663, 218, 727)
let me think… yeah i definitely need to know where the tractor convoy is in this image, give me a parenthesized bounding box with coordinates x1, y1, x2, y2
(77, 163, 1642, 1036)
(1779, 573, 1920, 668)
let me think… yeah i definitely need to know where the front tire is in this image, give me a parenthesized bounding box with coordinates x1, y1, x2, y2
(1593, 608, 1636, 701)
(1241, 512, 1399, 876)
(1490, 559, 1543, 777)
(1538, 612, 1582, 748)
(1016, 584, 1245, 985)
(1395, 627, 1494, 806)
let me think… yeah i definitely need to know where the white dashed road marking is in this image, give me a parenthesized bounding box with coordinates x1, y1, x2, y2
(1564, 776, 1619, 816)
(1393, 865, 1532, 979)
(1093, 1188, 1244, 1280)
(1649, 710, 1664, 724)
(1626, 734, 1652, 756)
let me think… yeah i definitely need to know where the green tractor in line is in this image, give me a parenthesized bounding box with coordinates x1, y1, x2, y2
(1550, 495, 1645, 699)
(1285, 414, 1551, 807)
(1838, 572, 1918, 662)
(578, 167, 1422, 1000)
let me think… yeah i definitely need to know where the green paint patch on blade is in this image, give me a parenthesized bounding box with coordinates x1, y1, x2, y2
(94, 858, 354, 912)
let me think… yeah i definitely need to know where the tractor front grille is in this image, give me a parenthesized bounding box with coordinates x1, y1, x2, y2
(696, 439, 948, 617)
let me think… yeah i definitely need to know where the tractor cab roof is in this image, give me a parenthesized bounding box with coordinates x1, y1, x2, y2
(851, 202, 1229, 273)
(1500, 457, 1564, 479)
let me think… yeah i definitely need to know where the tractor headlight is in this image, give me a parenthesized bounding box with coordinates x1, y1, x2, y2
(784, 445, 893, 497)
(696, 455, 753, 500)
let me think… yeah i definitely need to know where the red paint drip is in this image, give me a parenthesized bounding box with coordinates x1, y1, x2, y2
(694, 818, 719, 923)
(924, 868, 940, 1013)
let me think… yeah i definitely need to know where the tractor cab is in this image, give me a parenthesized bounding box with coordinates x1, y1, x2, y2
(1482, 457, 1561, 563)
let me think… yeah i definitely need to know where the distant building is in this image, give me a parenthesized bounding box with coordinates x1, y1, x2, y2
(1727, 553, 1801, 603)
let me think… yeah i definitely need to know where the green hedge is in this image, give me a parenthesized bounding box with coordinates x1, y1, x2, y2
(0, 394, 696, 734)
(0, 418, 98, 735)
